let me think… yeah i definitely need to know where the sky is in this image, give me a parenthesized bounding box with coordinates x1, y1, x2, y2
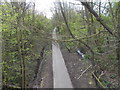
(34, 0, 55, 18)
(4, 0, 120, 18)
(34, 0, 78, 18)
(5, 0, 78, 18)
(27, 0, 120, 18)
(25, 0, 82, 18)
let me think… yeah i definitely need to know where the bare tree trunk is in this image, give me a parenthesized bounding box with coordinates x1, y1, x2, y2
(59, 1, 95, 66)
(85, 6, 91, 36)
(59, 2, 74, 38)
(115, 2, 120, 86)
(32, 2, 35, 22)
(117, 9, 120, 78)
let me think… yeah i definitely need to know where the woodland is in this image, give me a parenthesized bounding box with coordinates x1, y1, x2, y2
(0, 0, 120, 89)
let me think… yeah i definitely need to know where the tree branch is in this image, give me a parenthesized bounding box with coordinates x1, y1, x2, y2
(59, 1, 95, 66)
(81, 2, 116, 37)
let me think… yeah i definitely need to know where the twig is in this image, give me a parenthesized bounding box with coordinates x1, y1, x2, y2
(77, 65, 92, 79)
(98, 71, 106, 79)
(95, 47, 117, 56)
(92, 71, 106, 88)
(80, 2, 116, 37)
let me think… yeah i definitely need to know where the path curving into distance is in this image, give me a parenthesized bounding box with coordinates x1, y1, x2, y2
(52, 27, 73, 88)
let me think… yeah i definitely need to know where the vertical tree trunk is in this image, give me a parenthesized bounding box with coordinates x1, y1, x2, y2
(21, 2, 26, 89)
(13, 2, 26, 89)
(59, 1, 95, 67)
(85, 6, 91, 36)
(117, 10, 120, 81)
(32, 2, 35, 22)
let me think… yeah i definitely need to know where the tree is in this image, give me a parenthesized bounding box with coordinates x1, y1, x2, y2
(2, 1, 52, 88)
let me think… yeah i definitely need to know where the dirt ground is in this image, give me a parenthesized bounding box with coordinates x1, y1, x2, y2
(40, 52, 53, 88)
(30, 47, 119, 88)
(61, 49, 96, 88)
(31, 51, 53, 88)
(32, 48, 96, 88)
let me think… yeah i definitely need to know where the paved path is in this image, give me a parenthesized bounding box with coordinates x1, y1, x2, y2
(52, 28, 73, 88)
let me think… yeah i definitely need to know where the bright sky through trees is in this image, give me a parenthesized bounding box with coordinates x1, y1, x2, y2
(35, 0, 78, 18)
(3, 0, 119, 18)
(35, 0, 55, 18)
(30, 0, 120, 18)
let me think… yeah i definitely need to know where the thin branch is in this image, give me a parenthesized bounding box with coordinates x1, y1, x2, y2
(59, 1, 95, 66)
(77, 65, 92, 79)
(80, 2, 116, 37)
(95, 47, 117, 56)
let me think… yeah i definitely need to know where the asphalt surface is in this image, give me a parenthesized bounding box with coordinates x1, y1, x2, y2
(52, 28, 73, 88)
